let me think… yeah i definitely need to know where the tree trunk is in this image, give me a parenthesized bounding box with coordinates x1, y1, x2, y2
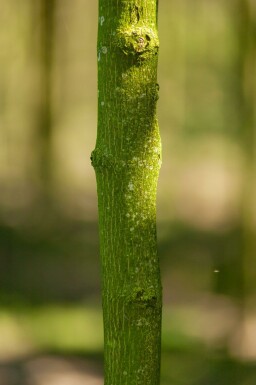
(91, 1, 162, 384)
(238, 0, 256, 301)
(225, 0, 256, 357)
(38, 0, 56, 187)
(229, 0, 256, 303)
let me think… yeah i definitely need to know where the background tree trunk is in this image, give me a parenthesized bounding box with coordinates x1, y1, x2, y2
(221, 0, 256, 356)
(38, 0, 56, 189)
(238, 0, 256, 302)
(91, 1, 162, 384)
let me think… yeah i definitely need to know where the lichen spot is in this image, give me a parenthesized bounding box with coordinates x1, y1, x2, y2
(102, 46, 108, 54)
(101, 101, 105, 106)
(128, 182, 134, 191)
(123, 371, 127, 376)
(137, 319, 142, 326)
(100, 16, 105, 26)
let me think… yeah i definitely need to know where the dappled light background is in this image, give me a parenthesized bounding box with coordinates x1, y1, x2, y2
(1, 0, 256, 384)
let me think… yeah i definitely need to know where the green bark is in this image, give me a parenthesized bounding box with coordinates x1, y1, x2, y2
(238, 0, 256, 300)
(91, 1, 162, 384)
(38, 0, 56, 186)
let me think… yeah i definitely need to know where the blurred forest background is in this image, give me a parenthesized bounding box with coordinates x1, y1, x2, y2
(0, 0, 256, 384)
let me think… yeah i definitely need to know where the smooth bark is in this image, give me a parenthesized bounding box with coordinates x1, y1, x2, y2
(38, 0, 56, 186)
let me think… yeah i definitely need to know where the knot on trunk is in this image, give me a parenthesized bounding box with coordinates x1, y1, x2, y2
(128, 287, 160, 308)
(116, 26, 159, 61)
(90, 148, 115, 170)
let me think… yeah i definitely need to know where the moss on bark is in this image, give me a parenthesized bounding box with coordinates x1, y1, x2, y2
(92, 1, 162, 384)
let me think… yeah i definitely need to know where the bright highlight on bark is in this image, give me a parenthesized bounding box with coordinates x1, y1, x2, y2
(91, 1, 162, 384)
